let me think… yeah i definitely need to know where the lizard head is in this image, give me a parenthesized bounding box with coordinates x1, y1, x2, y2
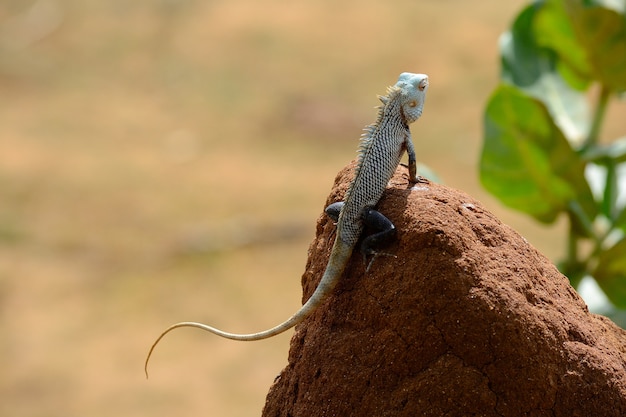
(395, 72, 428, 125)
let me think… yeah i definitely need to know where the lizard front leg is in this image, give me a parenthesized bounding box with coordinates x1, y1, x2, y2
(404, 133, 428, 184)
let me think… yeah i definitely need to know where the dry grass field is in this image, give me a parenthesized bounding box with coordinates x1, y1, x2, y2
(5, 0, 622, 416)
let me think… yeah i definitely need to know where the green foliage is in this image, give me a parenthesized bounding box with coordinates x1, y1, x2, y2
(480, 0, 626, 311)
(483, 84, 594, 224)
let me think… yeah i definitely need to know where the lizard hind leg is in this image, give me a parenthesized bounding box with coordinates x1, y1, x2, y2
(360, 207, 397, 272)
(325, 202, 398, 271)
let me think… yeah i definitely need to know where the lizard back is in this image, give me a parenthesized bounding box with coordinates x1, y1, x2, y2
(337, 87, 410, 245)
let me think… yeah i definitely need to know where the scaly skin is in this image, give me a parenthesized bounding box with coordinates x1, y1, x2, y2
(145, 73, 428, 376)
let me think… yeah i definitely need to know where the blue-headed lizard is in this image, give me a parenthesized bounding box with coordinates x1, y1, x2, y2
(145, 73, 428, 375)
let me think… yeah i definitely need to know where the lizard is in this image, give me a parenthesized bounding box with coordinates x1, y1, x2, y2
(145, 72, 428, 375)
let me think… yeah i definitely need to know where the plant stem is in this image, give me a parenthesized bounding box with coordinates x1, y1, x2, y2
(583, 85, 611, 151)
(603, 160, 617, 220)
(565, 217, 584, 287)
(567, 223, 578, 264)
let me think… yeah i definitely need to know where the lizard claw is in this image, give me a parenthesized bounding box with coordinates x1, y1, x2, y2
(364, 251, 397, 273)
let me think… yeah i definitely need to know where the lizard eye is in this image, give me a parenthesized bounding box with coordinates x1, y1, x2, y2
(418, 79, 428, 91)
(408, 100, 417, 108)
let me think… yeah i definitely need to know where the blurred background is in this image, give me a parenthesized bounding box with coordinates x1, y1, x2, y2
(3, 0, 618, 416)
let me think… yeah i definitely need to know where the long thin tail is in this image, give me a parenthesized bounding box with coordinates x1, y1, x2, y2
(145, 238, 353, 377)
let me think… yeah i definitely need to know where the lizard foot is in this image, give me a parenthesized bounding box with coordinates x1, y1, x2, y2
(325, 201, 343, 223)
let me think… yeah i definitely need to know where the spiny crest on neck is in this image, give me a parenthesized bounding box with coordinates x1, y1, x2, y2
(356, 85, 403, 158)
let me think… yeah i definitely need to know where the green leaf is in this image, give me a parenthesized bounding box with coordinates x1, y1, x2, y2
(500, 3, 590, 145)
(500, 4, 555, 87)
(565, 1, 626, 91)
(480, 84, 596, 224)
(594, 237, 626, 308)
(535, 0, 594, 89)
(523, 72, 590, 146)
(533, 0, 626, 92)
